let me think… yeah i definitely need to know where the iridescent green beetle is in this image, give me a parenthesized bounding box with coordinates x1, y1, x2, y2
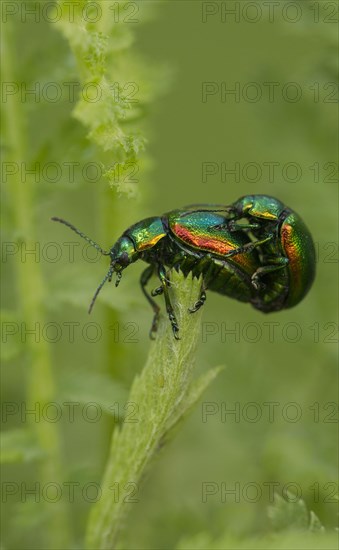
(224, 194, 316, 312)
(52, 195, 315, 338)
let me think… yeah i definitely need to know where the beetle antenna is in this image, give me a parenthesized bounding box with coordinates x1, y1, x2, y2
(88, 264, 115, 314)
(51, 217, 110, 255)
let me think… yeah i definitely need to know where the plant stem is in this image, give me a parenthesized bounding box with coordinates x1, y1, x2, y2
(86, 271, 222, 549)
(1, 22, 69, 548)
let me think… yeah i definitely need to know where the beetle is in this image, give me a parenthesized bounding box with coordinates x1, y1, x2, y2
(51, 196, 315, 338)
(223, 194, 316, 311)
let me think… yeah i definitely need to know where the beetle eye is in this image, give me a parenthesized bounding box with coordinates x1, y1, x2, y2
(119, 252, 129, 266)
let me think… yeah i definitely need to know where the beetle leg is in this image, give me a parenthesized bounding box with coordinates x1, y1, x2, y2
(115, 271, 122, 287)
(222, 234, 274, 259)
(186, 255, 213, 313)
(140, 265, 160, 339)
(189, 287, 207, 313)
(251, 257, 289, 290)
(213, 220, 260, 232)
(157, 264, 180, 340)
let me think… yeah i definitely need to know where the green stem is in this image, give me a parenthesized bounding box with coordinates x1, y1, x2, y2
(1, 22, 69, 548)
(85, 271, 222, 549)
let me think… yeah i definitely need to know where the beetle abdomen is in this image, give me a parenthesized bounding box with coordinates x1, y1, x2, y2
(280, 212, 316, 308)
(206, 260, 254, 303)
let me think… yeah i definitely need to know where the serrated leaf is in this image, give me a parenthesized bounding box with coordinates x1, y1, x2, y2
(86, 272, 207, 548)
(268, 492, 309, 531)
(267, 491, 326, 533)
(55, 0, 169, 196)
(309, 511, 325, 532)
(0, 429, 45, 464)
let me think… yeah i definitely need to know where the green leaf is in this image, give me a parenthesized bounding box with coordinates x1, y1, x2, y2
(309, 511, 325, 533)
(85, 271, 221, 549)
(268, 492, 308, 530)
(55, 0, 169, 196)
(267, 491, 325, 532)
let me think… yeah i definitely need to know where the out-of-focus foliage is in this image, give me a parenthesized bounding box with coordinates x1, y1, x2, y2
(1, 0, 338, 549)
(177, 493, 338, 549)
(55, 0, 169, 196)
(1, 1, 168, 548)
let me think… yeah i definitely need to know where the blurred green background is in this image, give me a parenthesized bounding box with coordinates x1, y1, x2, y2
(1, 1, 338, 549)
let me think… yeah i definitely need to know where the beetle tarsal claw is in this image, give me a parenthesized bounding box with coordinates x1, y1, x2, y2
(151, 286, 163, 297)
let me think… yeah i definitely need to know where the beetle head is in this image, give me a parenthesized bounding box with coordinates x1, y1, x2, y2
(109, 236, 137, 273)
(51, 217, 137, 314)
(234, 195, 283, 221)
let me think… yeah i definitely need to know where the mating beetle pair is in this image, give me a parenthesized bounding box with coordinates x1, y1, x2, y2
(52, 195, 315, 339)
